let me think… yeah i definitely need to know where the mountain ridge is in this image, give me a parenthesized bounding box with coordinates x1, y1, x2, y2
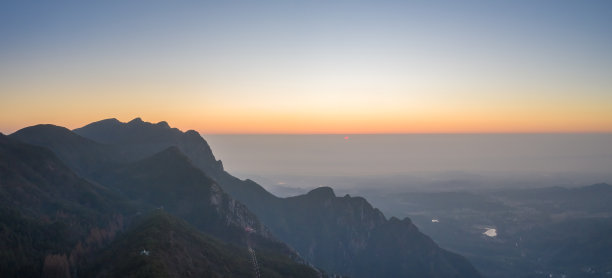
(1, 131, 318, 277)
(8, 118, 481, 277)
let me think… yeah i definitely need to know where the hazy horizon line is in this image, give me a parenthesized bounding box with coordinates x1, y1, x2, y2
(201, 131, 612, 135)
(2, 117, 612, 136)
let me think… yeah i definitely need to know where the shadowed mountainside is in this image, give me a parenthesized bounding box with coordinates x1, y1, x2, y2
(265, 186, 480, 277)
(0, 132, 319, 277)
(83, 210, 319, 278)
(8, 118, 481, 277)
(74, 118, 479, 277)
(0, 134, 127, 277)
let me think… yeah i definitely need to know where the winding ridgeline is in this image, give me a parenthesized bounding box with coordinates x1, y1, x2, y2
(2, 118, 480, 277)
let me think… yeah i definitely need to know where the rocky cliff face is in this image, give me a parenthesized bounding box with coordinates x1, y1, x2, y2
(72, 118, 481, 277)
(275, 187, 387, 265)
(74, 118, 223, 175)
(2, 131, 316, 277)
(74, 118, 278, 208)
(11, 118, 481, 277)
(261, 187, 480, 277)
(91, 146, 273, 242)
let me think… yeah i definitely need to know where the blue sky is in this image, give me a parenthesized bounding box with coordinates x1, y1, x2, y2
(1, 0, 611, 133)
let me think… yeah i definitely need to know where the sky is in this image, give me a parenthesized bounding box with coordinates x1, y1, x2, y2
(1, 0, 611, 134)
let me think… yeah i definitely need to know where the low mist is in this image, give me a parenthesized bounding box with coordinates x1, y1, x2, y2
(206, 134, 612, 194)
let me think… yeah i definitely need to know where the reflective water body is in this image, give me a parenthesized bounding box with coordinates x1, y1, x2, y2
(483, 228, 497, 237)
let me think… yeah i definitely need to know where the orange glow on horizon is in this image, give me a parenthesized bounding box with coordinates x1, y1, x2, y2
(1, 88, 611, 135)
(2, 1, 612, 136)
(2, 108, 612, 135)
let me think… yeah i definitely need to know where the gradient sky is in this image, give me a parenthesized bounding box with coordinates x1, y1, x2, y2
(1, 0, 611, 134)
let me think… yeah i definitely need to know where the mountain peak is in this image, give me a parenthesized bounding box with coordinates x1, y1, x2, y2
(128, 117, 144, 124)
(185, 129, 200, 136)
(11, 124, 98, 146)
(75, 117, 186, 145)
(88, 118, 122, 127)
(156, 121, 170, 128)
(306, 186, 336, 199)
(13, 124, 73, 135)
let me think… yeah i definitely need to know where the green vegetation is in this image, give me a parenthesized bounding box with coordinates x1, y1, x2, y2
(1, 133, 319, 277)
(1, 119, 484, 277)
(84, 210, 318, 278)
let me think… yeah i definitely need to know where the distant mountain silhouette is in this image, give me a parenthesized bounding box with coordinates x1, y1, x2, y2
(6, 118, 482, 277)
(10, 124, 115, 176)
(496, 182, 612, 214)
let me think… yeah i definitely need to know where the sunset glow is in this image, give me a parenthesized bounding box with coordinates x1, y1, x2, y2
(1, 1, 611, 134)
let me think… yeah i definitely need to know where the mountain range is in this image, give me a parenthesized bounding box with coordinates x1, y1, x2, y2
(2, 118, 481, 277)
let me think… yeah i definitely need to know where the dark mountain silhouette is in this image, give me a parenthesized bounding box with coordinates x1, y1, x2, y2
(10, 124, 115, 176)
(73, 118, 279, 214)
(0, 133, 124, 224)
(92, 146, 267, 238)
(6, 118, 481, 277)
(83, 210, 319, 278)
(265, 187, 480, 277)
(0, 133, 319, 277)
(74, 118, 480, 277)
(91, 146, 306, 263)
(74, 118, 222, 174)
(0, 134, 126, 277)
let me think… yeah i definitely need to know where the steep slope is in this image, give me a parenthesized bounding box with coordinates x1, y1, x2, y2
(269, 187, 386, 273)
(73, 118, 222, 174)
(358, 217, 480, 277)
(11, 119, 480, 276)
(10, 122, 276, 240)
(0, 134, 127, 277)
(2, 132, 321, 277)
(73, 118, 278, 211)
(70, 118, 481, 277)
(84, 210, 319, 278)
(92, 147, 277, 245)
(265, 187, 481, 277)
(0, 133, 124, 225)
